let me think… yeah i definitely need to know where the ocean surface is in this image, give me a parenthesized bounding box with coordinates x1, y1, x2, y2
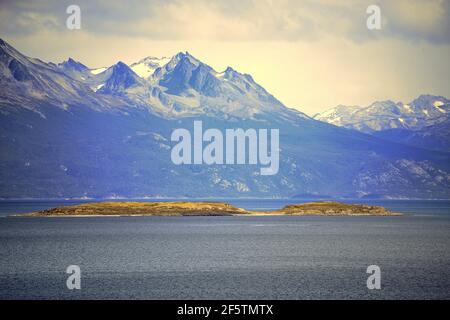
(0, 199, 449, 299)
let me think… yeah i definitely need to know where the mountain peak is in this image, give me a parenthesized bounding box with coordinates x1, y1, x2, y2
(0, 38, 24, 60)
(411, 94, 449, 106)
(129, 56, 171, 79)
(97, 61, 142, 94)
(139, 56, 158, 61)
(171, 51, 201, 66)
(60, 57, 88, 71)
(110, 61, 139, 75)
(315, 94, 450, 133)
(174, 51, 191, 58)
(224, 66, 237, 73)
(221, 66, 255, 84)
(114, 61, 129, 69)
(109, 61, 140, 79)
(134, 56, 170, 64)
(0, 38, 15, 52)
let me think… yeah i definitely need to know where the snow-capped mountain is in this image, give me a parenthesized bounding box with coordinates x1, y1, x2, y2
(58, 50, 310, 121)
(57, 58, 89, 77)
(91, 51, 304, 120)
(1, 38, 450, 199)
(96, 61, 144, 95)
(130, 56, 171, 79)
(143, 51, 303, 120)
(313, 104, 361, 127)
(314, 95, 450, 151)
(315, 95, 450, 133)
(0, 39, 126, 114)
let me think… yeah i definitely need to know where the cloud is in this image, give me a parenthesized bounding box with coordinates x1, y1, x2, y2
(382, 0, 450, 44)
(0, 0, 449, 43)
(0, 7, 61, 35)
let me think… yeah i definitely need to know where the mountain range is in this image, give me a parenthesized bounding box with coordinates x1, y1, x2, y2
(1, 38, 449, 199)
(315, 96, 450, 151)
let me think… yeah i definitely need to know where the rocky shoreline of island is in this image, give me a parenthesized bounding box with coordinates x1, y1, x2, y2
(15, 201, 401, 217)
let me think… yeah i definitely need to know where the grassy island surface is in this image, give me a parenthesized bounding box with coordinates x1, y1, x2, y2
(17, 201, 400, 217)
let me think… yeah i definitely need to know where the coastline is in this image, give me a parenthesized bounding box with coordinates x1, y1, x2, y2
(13, 201, 401, 217)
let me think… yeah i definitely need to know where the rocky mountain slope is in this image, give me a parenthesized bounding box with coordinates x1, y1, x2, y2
(1, 39, 449, 199)
(315, 96, 450, 133)
(314, 96, 450, 151)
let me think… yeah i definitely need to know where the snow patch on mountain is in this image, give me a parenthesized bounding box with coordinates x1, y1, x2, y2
(130, 56, 171, 79)
(80, 51, 310, 121)
(315, 95, 450, 133)
(2, 38, 450, 199)
(90, 67, 107, 75)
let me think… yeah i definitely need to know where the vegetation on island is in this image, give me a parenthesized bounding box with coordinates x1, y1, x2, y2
(18, 201, 399, 217)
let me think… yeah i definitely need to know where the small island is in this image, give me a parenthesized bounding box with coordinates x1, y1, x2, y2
(17, 201, 400, 217)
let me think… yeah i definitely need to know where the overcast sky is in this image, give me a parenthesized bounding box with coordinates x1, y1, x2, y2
(1, 0, 449, 115)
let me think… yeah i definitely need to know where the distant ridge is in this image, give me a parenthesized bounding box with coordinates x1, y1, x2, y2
(314, 95, 450, 151)
(0, 38, 449, 199)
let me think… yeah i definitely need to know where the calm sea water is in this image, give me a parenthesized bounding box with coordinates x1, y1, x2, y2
(0, 200, 449, 299)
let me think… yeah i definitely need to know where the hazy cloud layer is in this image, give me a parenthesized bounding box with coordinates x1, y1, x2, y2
(0, 0, 449, 114)
(1, 0, 449, 43)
